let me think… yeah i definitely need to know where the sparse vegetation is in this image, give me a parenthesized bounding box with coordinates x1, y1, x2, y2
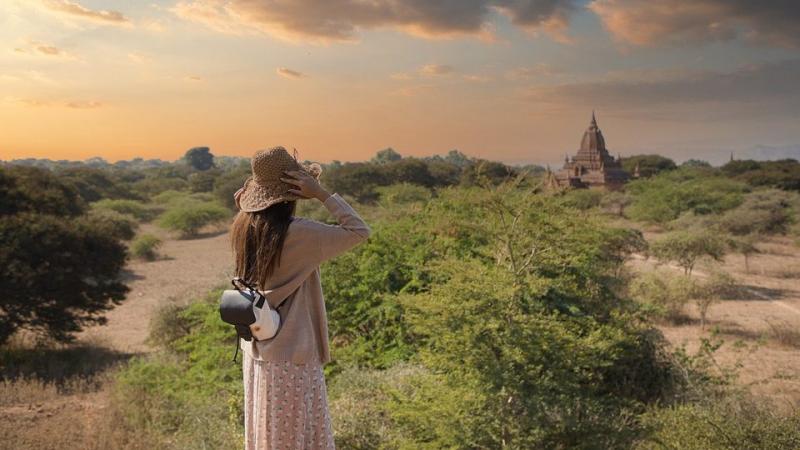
(157, 201, 229, 237)
(130, 234, 163, 261)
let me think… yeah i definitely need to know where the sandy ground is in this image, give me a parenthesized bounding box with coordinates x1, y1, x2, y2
(79, 224, 234, 354)
(630, 235, 800, 408)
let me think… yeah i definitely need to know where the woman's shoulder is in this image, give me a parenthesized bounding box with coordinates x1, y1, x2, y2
(288, 216, 329, 234)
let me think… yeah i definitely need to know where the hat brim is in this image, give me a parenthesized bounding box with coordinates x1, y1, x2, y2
(235, 162, 322, 212)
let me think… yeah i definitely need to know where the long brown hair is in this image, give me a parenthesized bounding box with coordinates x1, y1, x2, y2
(230, 201, 296, 288)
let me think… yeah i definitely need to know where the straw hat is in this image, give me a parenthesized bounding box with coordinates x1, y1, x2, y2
(234, 146, 322, 212)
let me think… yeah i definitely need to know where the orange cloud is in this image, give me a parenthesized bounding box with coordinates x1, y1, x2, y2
(171, 0, 578, 43)
(419, 64, 454, 76)
(276, 67, 307, 79)
(42, 0, 129, 25)
(590, 0, 800, 48)
(14, 40, 75, 59)
(15, 98, 102, 109)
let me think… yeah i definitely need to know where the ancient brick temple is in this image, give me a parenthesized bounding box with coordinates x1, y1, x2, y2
(546, 112, 631, 189)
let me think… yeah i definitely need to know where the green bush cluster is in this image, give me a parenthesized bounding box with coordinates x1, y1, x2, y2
(92, 198, 158, 222)
(157, 201, 229, 237)
(130, 234, 163, 261)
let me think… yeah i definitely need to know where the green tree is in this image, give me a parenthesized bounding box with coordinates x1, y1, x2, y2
(371, 148, 402, 164)
(622, 154, 677, 178)
(183, 147, 215, 171)
(0, 165, 129, 344)
(651, 229, 727, 275)
(157, 202, 229, 237)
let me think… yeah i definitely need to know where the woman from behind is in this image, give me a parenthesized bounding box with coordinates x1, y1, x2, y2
(230, 147, 370, 450)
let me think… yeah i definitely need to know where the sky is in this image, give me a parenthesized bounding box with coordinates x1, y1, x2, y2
(1, 0, 799, 166)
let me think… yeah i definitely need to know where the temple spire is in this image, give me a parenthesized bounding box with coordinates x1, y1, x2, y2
(591, 110, 597, 127)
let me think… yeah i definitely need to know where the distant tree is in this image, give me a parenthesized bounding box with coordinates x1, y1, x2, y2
(213, 167, 251, 210)
(322, 162, 389, 202)
(460, 160, 516, 187)
(58, 167, 140, 202)
(622, 154, 677, 178)
(0, 165, 85, 216)
(426, 159, 462, 186)
(371, 148, 402, 164)
(382, 158, 436, 187)
(726, 234, 760, 273)
(681, 159, 711, 168)
(651, 229, 727, 275)
(183, 147, 215, 171)
(723, 159, 800, 191)
(693, 271, 737, 329)
(188, 170, 218, 193)
(444, 149, 471, 167)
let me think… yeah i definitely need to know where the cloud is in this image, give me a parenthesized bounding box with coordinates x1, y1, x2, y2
(14, 98, 103, 109)
(419, 64, 455, 76)
(14, 40, 75, 59)
(525, 59, 800, 113)
(42, 0, 129, 25)
(171, 0, 578, 43)
(507, 63, 560, 80)
(590, 0, 800, 48)
(276, 67, 307, 79)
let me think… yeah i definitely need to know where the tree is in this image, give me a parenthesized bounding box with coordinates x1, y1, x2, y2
(651, 229, 727, 275)
(622, 154, 677, 178)
(371, 148, 402, 164)
(183, 147, 215, 171)
(0, 168, 128, 344)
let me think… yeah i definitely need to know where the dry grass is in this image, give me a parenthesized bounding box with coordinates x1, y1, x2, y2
(765, 320, 800, 349)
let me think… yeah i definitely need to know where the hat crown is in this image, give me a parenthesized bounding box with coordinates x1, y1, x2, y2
(251, 146, 300, 184)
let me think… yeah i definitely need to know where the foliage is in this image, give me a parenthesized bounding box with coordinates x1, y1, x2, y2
(622, 154, 677, 178)
(626, 167, 748, 223)
(0, 165, 85, 216)
(157, 201, 229, 237)
(130, 234, 163, 261)
(371, 148, 402, 164)
(111, 290, 241, 449)
(376, 183, 432, 208)
(636, 397, 800, 450)
(188, 170, 218, 192)
(629, 270, 695, 322)
(722, 158, 800, 191)
(183, 146, 215, 171)
(0, 165, 129, 345)
(213, 167, 251, 210)
(718, 189, 798, 236)
(694, 271, 737, 329)
(0, 213, 128, 345)
(651, 229, 727, 275)
(92, 198, 158, 222)
(57, 166, 140, 202)
(559, 188, 604, 210)
(83, 208, 138, 241)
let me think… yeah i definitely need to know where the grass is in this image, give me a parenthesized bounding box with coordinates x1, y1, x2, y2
(765, 320, 800, 349)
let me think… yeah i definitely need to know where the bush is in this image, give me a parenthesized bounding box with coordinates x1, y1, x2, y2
(630, 270, 695, 322)
(157, 202, 229, 237)
(109, 290, 241, 449)
(376, 183, 432, 207)
(130, 234, 163, 261)
(636, 397, 800, 449)
(82, 208, 138, 241)
(560, 188, 604, 210)
(92, 199, 158, 222)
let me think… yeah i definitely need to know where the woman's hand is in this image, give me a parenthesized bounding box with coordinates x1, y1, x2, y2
(281, 170, 331, 202)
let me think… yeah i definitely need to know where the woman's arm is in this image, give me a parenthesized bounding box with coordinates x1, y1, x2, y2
(282, 170, 371, 262)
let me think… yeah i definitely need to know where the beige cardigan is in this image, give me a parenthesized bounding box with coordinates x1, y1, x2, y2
(239, 193, 370, 365)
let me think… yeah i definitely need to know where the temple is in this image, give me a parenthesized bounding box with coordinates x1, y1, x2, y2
(546, 112, 631, 189)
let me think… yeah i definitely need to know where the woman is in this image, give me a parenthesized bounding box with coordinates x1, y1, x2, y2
(230, 146, 370, 450)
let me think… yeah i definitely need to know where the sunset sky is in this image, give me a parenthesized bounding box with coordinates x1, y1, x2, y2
(1, 1, 799, 165)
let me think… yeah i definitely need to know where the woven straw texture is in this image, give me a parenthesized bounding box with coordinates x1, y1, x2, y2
(237, 146, 322, 212)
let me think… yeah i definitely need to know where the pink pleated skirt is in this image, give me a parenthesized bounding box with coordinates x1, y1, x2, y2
(243, 355, 336, 450)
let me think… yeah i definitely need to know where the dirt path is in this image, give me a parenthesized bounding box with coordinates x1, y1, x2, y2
(80, 225, 233, 354)
(1, 226, 234, 449)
